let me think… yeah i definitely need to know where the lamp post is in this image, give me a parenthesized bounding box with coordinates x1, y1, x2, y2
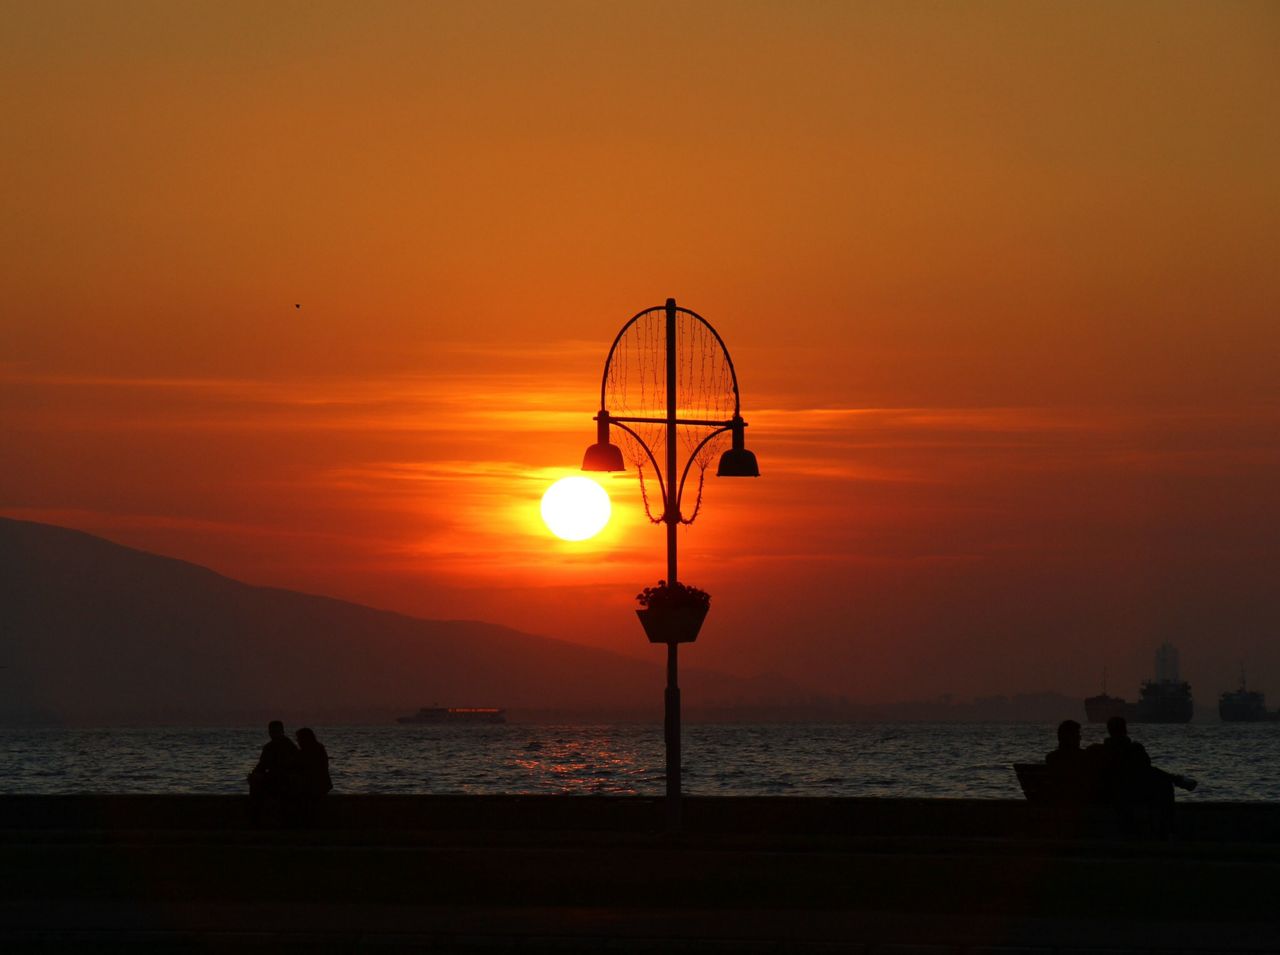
(582, 298, 758, 830)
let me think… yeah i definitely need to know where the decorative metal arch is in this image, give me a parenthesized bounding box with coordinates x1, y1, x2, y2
(592, 300, 749, 526)
(598, 304, 745, 418)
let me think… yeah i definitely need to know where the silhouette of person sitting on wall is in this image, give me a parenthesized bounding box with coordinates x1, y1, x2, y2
(247, 719, 299, 826)
(1045, 719, 1096, 804)
(1087, 716, 1196, 836)
(292, 726, 333, 826)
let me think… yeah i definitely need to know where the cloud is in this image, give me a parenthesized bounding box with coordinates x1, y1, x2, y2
(5, 357, 1279, 698)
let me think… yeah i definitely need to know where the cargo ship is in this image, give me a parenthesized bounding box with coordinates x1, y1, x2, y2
(1218, 672, 1280, 722)
(1084, 666, 1139, 722)
(1137, 675, 1194, 723)
(396, 706, 507, 724)
(1083, 643, 1193, 723)
(1083, 692, 1138, 724)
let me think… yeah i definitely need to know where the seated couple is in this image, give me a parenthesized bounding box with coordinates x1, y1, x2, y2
(1045, 716, 1196, 824)
(247, 720, 333, 826)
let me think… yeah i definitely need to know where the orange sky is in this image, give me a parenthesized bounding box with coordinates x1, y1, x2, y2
(3, 2, 1278, 702)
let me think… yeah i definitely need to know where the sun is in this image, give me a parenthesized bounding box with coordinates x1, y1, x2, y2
(541, 476, 611, 541)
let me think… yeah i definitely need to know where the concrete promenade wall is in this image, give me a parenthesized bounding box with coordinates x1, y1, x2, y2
(3, 796, 1280, 953)
(5, 793, 1280, 841)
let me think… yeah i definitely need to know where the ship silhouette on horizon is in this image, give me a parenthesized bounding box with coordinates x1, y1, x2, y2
(1084, 642, 1193, 724)
(396, 706, 507, 725)
(1218, 668, 1280, 722)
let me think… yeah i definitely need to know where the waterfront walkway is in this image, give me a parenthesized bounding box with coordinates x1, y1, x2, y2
(2, 795, 1279, 952)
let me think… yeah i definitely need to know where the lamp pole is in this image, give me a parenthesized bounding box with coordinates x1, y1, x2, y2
(582, 298, 759, 832)
(662, 297, 682, 823)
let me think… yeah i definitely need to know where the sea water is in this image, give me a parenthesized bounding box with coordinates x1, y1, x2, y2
(1, 722, 1278, 800)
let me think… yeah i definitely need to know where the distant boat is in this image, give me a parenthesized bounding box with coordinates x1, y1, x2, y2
(1136, 677, 1193, 723)
(1084, 692, 1138, 724)
(1136, 642, 1193, 723)
(1219, 671, 1280, 722)
(1084, 643, 1193, 724)
(396, 706, 507, 724)
(1085, 665, 1139, 723)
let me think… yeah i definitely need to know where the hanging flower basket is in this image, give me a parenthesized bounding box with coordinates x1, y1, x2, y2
(635, 580, 710, 644)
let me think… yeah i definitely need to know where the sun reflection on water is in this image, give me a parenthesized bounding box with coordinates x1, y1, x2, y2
(513, 734, 647, 794)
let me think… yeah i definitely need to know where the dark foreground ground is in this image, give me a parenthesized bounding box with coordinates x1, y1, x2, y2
(3, 795, 1279, 953)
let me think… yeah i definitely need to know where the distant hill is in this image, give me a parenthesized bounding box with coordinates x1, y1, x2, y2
(0, 518, 791, 725)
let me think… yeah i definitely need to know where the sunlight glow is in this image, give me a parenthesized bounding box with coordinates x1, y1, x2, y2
(541, 476, 611, 541)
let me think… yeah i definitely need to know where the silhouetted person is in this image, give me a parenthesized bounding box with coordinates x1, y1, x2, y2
(292, 726, 332, 826)
(247, 720, 299, 826)
(1092, 716, 1152, 808)
(1088, 716, 1195, 836)
(1045, 719, 1096, 804)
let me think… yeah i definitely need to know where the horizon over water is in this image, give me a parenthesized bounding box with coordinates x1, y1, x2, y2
(1, 722, 1277, 801)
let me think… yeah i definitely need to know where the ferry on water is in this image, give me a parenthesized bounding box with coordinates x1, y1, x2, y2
(396, 706, 507, 724)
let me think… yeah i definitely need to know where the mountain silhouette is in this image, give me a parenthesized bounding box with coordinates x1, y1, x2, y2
(0, 518, 788, 724)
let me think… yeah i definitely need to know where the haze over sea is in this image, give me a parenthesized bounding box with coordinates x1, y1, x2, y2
(3, 722, 1278, 801)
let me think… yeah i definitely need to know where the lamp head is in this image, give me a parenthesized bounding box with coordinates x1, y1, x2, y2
(716, 447, 759, 477)
(716, 416, 759, 477)
(582, 441, 626, 472)
(582, 410, 627, 472)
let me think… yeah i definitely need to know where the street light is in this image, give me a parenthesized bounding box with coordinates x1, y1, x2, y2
(582, 297, 758, 830)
